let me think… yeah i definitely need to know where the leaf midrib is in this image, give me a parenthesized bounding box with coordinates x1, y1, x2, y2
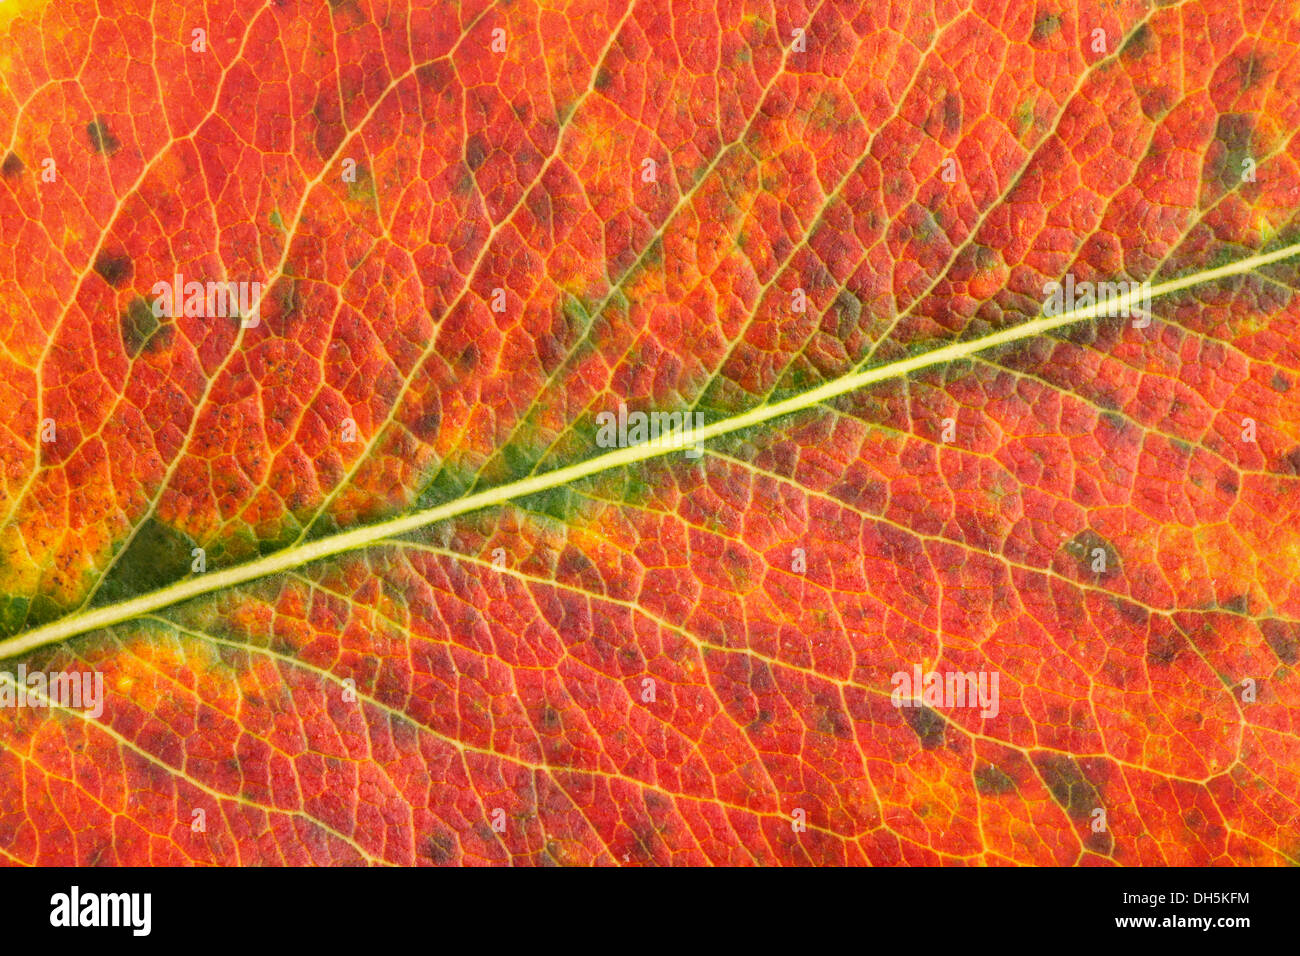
(3, 240, 1297, 660)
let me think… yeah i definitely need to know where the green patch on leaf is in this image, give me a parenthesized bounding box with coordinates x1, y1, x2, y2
(120, 297, 161, 358)
(1035, 753, 1101, 819)
(91, 518, 199, 607)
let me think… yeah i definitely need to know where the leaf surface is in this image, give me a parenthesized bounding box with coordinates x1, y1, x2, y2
(0, 0, 1298, 865)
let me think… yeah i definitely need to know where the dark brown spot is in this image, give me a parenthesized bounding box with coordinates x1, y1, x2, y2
(1084, 824, 1115, 856)
(1121, 23, 1151, 59)
(1206, 113, 1256, 192)
(1220, 592, 1250, 615)
(1147, 629, 1183, 667)
(422, 831, 456, 864)
(1274, 446, 1300, 476)
(465, 133, 489, 171)
(540, 703, 561, 731)
(903, 705, 946, 750)
(1261, 620, 1298, 666)
(412, 410, 441, 438)
(941, 92, 962, 137)
(526, 186, 552, 229)
(816, 705, 853, 739)
(974, 763, 1017, 795)
(1034, 753, 1101, 819)
(1236, 50, 1269, 91)
(85, 116, 120, 155)
(1, 152, 23, 177)
(93, 252, 133, 287)
(311, 90, 345, 159)
(1060, 321, 1099, 347)
(1031, 12, 1061, 43)
(1117, 598, 1149, 626)
(542, 840, 562, 865)
(831, 290, 863, 338)
(1099, 409, 1127, 433)
(1063, 528, 1120, 579)
(1092, 391, 1122, 414)
(270, 278, 301, 327)
(452, 163, 475, 197)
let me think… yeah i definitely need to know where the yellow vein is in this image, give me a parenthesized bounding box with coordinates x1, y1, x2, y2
(1, 239, 1296, 658)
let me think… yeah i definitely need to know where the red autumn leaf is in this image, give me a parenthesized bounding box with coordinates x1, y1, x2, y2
(0, 0, 1298, 866)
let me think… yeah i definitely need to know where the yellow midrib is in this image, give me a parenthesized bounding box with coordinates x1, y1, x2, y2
(1, 240, 1296, 659)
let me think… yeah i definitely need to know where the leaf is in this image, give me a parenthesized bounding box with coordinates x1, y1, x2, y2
(1, 0, 1299, 866)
